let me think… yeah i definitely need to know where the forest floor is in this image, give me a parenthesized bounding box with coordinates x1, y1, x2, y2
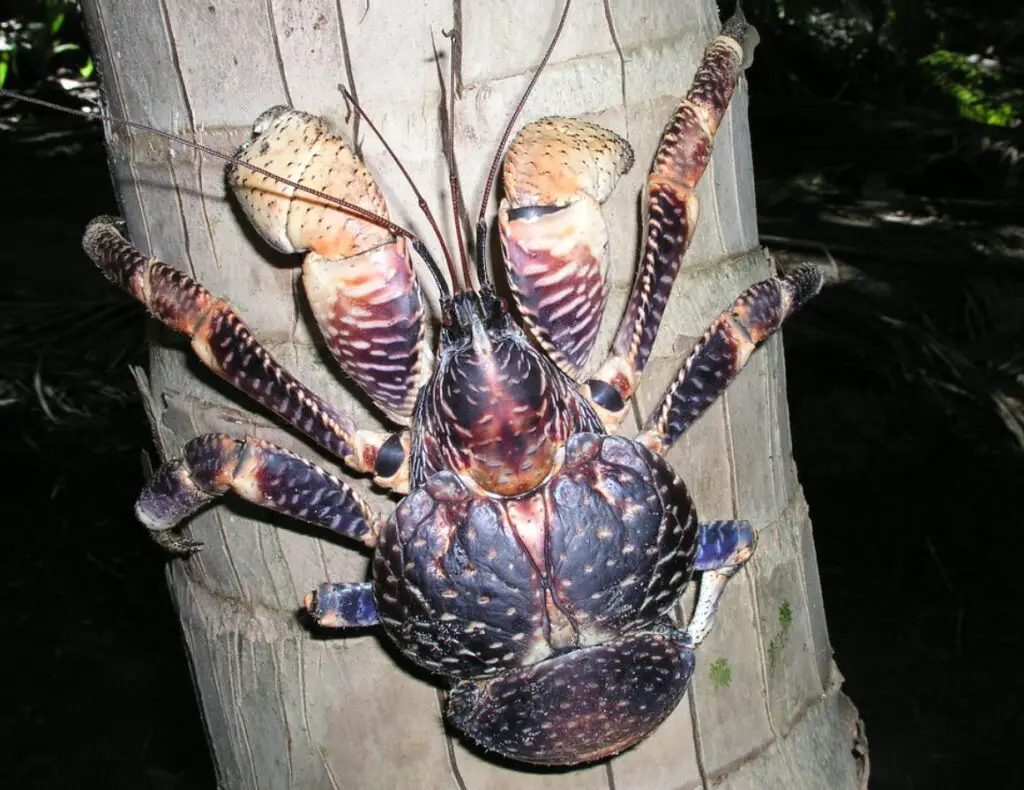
(2, 93, 1023, 789)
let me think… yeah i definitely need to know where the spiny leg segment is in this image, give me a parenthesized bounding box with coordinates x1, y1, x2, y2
(140, 434, 382, 553)
(304, 582, 379, 628)
(682, 520, 757, 648)
(582, 8, 756, 428)
(83, 216, 409, 492)
(639, 264, 823, 456)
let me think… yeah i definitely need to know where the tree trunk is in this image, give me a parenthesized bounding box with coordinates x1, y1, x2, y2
(80, 1, 867, 787)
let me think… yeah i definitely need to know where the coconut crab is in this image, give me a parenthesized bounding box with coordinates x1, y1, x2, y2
(59, 3, 820, 768)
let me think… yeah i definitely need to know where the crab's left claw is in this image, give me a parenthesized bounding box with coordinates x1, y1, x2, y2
(447, 627, 694, 766)
(498, 118, 634, 380)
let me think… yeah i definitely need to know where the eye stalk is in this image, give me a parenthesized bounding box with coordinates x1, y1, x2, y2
(477, 284, 509, 322)
(439, 285, 512, 342)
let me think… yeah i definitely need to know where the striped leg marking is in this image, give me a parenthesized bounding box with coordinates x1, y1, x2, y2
(583, 7, 756, 429)
(304, 582, 379, 628)
(680, 520, 757, 649)
(82, 217, 409, 491)
(138, 433, 382, 554)
(638, 265, 823, 456)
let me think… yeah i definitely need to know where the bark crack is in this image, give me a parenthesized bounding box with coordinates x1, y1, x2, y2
(334, 0, 363, 159)
(263, 0, 294, 108)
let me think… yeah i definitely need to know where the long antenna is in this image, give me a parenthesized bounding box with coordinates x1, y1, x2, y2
(473, 0, 573, 287)
(338, 85, 460, 295)
(4, 88, 456, 299)
(0, 88, 454, 301)
(0, 90, 419, 241)
(431, 30, 473, 292)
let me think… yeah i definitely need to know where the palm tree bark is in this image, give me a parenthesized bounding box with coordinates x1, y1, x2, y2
(80, 0, 867, 787)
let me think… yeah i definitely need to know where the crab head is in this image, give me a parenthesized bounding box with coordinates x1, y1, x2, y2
(417, 286, 598, 496)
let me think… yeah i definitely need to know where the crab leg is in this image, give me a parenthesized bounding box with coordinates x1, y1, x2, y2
(139, 433, 382, 554)
(583, 8, 755, 428)
(637, 265, 822, 456)
(680, 520, 757, 649)
(304, 582, 379, 628)
(83, 216, 410, 492)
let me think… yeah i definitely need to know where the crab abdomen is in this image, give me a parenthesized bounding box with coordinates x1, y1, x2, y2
(447, 626, 695, 766)
(372, 434, 698, 680)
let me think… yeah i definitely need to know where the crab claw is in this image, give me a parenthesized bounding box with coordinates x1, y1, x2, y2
(446, 627, 694, 766)
(229, 107, 428, 425)
(498, 117, 634, 380)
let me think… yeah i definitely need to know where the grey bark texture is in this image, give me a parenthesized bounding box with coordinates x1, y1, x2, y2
(80, 1, 868, 788)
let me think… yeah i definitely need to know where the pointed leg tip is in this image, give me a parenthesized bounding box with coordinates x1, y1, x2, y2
(796, 262, 827, 288)
(723, 4, 748, 38)
(723, 4, 759, 69)
(84, 214, 125, 236)
(782, 264, 827, 312)
(81, 214, 126, 255)
(149, 529, 204, 557)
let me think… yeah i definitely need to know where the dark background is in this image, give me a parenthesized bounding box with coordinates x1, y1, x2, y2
(2, 1, 1022, 787)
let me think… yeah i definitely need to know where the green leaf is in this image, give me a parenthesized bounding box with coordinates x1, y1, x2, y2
(0, 60, 8, 89)
(918, 49, 1020, 127)
(79, 56, 94, 80)
(50, 12, 66, 37)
